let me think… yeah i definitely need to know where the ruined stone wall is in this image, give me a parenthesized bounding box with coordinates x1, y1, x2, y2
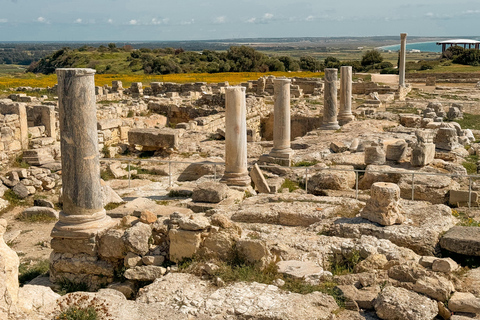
(406, 72, 480, 83)
(0, 100, 28, 165)
(352, 82, 395, 94)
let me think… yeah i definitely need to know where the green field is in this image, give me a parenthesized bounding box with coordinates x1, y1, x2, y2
(0, 65, 26, 75)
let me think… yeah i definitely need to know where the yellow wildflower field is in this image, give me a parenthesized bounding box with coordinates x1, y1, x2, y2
(0, 71, 323, 90)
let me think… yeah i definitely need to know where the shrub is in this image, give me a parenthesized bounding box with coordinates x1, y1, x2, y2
(361, 50, 383, 67)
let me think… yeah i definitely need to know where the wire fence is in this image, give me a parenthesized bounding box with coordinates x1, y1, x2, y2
(101, 157, 479, 208)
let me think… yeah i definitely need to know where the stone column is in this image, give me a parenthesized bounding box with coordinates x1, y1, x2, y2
(52, 68, 114, 239)
(220, 87, 251, 187)
(321, 68, 340, 130)
(338, 66, 355, 125)
(399, 33, 407, 87)
(269, 78, 293, 163)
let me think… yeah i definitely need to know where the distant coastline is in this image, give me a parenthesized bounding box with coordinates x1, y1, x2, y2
(378, 41, 443, 53)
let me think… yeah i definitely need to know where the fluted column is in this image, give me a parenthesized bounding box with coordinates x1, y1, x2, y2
(220, 86, 251, 187)
(52, 68, 114, 239)
(269, 78, 293, 160)
(399, 33, 407, 87)
(321, 68, 340, 130)
(338, 66, 355, 125)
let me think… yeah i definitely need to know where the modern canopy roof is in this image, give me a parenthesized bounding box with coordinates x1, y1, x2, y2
(436, 39, 480, 52)
(436, 39, 480, 45)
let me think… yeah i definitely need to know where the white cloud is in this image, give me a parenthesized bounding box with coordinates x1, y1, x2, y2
(150, 18, 169, 25)
(129, 19, 138, 25)
(246, 17, 256, 23)
(305, 15, 315, 21)
(74, 18, 82, 24)
(263, 13, 273, 20)
(214, 16, 226, 24)
(180, 19, 194, 25)
(107, 18, 113, 24)
(463, 9, 480, 15)
(425, 12, 434, 17)
(0, 19, 7, 23)
(37, 16, 47, 23)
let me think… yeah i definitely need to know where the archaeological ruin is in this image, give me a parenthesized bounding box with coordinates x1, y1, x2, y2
(1, 51, 480, 319)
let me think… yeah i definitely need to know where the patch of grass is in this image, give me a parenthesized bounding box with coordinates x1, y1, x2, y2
(17, 212, 57, 223)
(455, 113, 480, 131)
(329, 250, 362, 276)
(100, 169, 115, 181)
(18, 259, 49, 286)
(11, 154, 30, 169)
(57, 278, 90, 295)
(293, 160, 319, 167)
(104, 202, 125, 211)
(57, 306, 98, 320)
(452, 209, 480, 227)
(127, 110, 134, 118)
(281, 178, 300, 192)
(462, 155, 478, 175)
(130, 165, 160, 176)
(156, 200, 169, 206)
(167, 190, 190, 198)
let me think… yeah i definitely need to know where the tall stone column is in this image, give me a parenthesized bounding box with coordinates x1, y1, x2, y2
(269, 78, 293, 163)
(338, 66, 355, 125)
(50, 68, 115, 289)
(220, 86, 251, 187)
(321, 68, 340, 130)
(52, 68, 114, 239)
(399, 33, 407, 87)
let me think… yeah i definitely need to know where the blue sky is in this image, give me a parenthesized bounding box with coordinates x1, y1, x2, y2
(0, 0, 479, 41)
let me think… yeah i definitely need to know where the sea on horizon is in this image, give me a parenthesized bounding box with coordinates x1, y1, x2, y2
(379, 41, 446, 53)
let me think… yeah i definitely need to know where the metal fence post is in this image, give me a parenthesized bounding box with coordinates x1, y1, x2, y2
(305, 167, 308, 192)
(355, 170, 359, 200)
(469, 177, 472, 209)
(168, 161, 172, 187)
(411, 173, 415, 201)
(128, 160, 131, 188)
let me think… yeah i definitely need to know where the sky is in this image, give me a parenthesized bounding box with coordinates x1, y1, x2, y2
(0, 0, 479, 41)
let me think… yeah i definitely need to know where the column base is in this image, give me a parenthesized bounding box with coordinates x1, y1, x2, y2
(258, 154, 292, 167)
(51, 210, 117, 239)
(338, 114, 355, 126)
(320, 122, 340, 130)
(220, 171, 251, 187)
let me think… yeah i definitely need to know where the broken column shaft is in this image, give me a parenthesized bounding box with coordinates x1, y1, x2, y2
(321, 68, 340, 130)
(220, 86, 251, 187)
(399, 33, 407, 87)
(338, 66, 355, 125)
(269, 78, 293, 162)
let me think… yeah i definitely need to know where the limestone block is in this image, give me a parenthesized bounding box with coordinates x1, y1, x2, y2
(124, 252, 142, 268)
(236, 239, 272, 269)
(276, 260, 323, 279)
(142, 255, 165, 266)
(178, 215, 210, 231)
(432, 257, 459, 273)
(139, 210, 157, 224)
(20, 206, 58, 220)
(449, 190, 478, 207)
(128, 128, 179, 150)
(250, 163, 270, 194)
(307, 165, 356, 193)
(364, 145, 386, 165)
(177, 159, 225, 181)
(12, 182, 29, 199)
(0, 219, 19, 316)
(123, 222, 152, 255)
(374, 286, 438, 320)
(98, 229, 126, 259)
(124, 266, 166, 281)
(434, 127, 459, 151)
(330, 141, 349, 153)
(412, 275, 454, 302)
(97, 118, 122, 130)
(447, 107, 463, 121)
(18, 284, 59, 314)
(192, 182, 229, 203)
(411, 143, 435, 167)
(385, 140, 408, 162)
(168, 229, 202, 263)
(360, 182, 405, 226)
(448, 292, 480, 314)
(440, 226, 480, 256)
